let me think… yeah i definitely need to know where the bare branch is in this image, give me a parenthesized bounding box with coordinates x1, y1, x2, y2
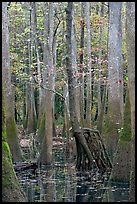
(32, 75, 65, 101)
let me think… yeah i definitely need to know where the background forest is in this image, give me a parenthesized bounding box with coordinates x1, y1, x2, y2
(2, 2, 135, 202)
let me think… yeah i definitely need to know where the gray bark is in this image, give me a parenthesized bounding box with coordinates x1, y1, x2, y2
(27, 2, 37, 133)
(31, 2, 43, 124)
(97, 3, 104, 116)
(39, 2, 54, 164)
(72, 20, 81, 123)
(85, 2, 92, 128)
(126, 2, 135, 202)
(66, 2, 94, 167)
(2, 2, 22, 161)
(79, 2, 85, 127)
(104, 2, 122, 160)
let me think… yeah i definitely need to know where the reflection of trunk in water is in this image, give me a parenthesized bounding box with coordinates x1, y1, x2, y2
(76, 171, 111, 202)
(102, 181, 130, 202)
(64, 164, 76, 202)
(39, 165, 56, 202)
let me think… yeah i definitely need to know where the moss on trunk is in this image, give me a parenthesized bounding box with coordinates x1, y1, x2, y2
(2, 87, 26, 202)
(110, 91, 131, 182)
(120, 91, 131, 142)
(110, 141, 131, 182)
(2, 143, 26, 202)
(38, 113, 45, 144)
(6, 116, 22, 162)
(103, 117, 120, 161)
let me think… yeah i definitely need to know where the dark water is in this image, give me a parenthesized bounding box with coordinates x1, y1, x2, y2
(16, 146, 130, 202)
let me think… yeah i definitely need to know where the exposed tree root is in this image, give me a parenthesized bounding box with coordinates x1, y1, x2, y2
(73, 128, 112, 173)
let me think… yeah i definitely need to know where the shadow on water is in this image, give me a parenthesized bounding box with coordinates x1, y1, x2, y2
(16, 145, 130, 202)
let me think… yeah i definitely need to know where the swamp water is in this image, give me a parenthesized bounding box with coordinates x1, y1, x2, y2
(16, 145, 130, 202)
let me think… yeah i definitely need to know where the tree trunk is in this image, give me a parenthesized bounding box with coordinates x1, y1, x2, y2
(39, 2, 54, 165)
(85, 2, 92, 128)
(65, 2, 111, 172)
(103, 2, 122, 161)
(66, 2, 93, 168)
(26, 3, 37, 133)
(126, 2, 135, 201)
(79, 2, 85, 127)
(72, 21, 81, 123)
(110, 90, 131, 182)
(97, 3, 104, 117)
(31, 2, 43, 127)
(2, 2, 22, 162)
(97, 83, 107, 134)
(2, 86, 26, 202)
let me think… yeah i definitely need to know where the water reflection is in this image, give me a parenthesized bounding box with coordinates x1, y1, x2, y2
(17, 145, 130, 202)
(63, 163, 76, 202)
(39, 165, 56, 202)
(102, 181, 130, 202)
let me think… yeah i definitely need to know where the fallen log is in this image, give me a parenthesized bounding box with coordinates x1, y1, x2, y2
(13, 162, 38, 172)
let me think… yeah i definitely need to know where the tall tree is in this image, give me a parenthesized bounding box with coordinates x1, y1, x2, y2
(39, 2, 54, 165)
(66, 2, 95, 169)
(103, 2, 122, 161)
(31, 2, 43, 127)
(2, 2, 22, 162)
(79, 2, 85, 127)
(126, 2, 135, 201)
(97, 2, 104, 117)
(26, 2, 37, 133)
(85, 2, 92, 128)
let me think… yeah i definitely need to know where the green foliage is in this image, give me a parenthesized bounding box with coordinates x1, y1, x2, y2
(55, 115, 64, 126)
(2, 87, 7, 141)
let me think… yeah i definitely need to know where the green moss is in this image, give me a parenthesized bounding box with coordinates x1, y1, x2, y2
(2, 86, 7, 141)
(6, 117, 17, 139)
(2, 141, 12, 162)
(120, 91, 131, 141)
(38, 113, 45, 143)
(2, 86, 26, 202)
(2, 143, 16, 187)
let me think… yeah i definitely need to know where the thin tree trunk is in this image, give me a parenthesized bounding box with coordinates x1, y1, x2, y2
(79, 2, 85, 127)
(27, 3, 37, 133)
(97, 3, 104, 117)
(97, 83, 107, 134)
(85, 2, 92, 128)
(31, 2, 43, 126)
(72, 22, 81, 123)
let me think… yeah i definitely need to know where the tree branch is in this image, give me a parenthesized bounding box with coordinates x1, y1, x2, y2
(32, 75, 65, 101)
